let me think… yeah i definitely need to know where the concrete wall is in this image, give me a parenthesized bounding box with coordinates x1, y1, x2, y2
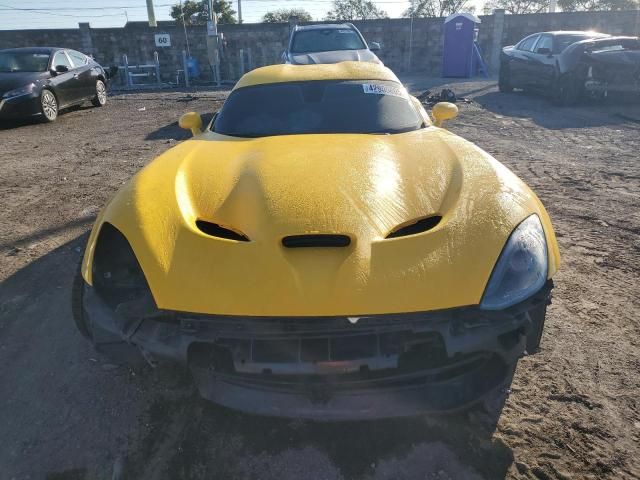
(1, 10, 639, 85)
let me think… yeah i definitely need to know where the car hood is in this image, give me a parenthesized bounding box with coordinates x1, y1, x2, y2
(83, 128, 560, 316)
(584, 49, 640, 69)
(290, 49, 381, 65)
(0, 72, 47, 96)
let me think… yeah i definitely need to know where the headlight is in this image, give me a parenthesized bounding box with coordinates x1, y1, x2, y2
(3, 83, 36, 98)
(480, 214, 548, 310)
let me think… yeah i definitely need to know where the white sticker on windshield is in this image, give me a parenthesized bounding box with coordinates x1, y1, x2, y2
(362, 83, 408, 99)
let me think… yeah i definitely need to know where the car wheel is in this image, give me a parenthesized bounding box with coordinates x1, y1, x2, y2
(498, 64, 514, 93)
(40, 89, 58, 122)
(71, 259, 92, 339)
(91, 80, 107, 107)
(552, 74, 580, 106)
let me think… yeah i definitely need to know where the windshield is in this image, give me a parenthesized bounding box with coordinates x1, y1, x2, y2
(213, 80, 423, 138)
(588, 39, 640, 53)
(291, 29, 366, 54)
(0, 52, 50, 72)
(554, 34, 598, 53)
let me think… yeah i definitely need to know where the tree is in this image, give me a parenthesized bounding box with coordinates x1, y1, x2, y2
(326, 0, 388, 20)
(262, 8, 313, 22)
(404, 0, 474, 17)
(558, 0, 639, 10)
(482, 0, 549, 14)
(170, 0, 236, 25)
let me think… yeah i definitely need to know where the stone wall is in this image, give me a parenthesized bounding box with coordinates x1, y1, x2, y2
(1, 10, 639, 85)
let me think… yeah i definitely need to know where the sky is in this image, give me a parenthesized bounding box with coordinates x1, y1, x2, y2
(0, 0, 485, 30)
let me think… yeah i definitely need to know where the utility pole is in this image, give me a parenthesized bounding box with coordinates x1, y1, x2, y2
(206, 0, 222, 85)
(180, 1, 191, 57)
(238, 0, 243, 23)
(408, 13, 414, 72)
(549, 0, 557, 12)
(146, 0, 157, 26)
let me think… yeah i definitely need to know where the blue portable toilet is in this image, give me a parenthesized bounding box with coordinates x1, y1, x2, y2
(186, 57, 200, 78)
(442, 13, 481, 78)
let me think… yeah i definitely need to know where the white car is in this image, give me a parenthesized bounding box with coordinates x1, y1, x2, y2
(282, 23, 382, 65)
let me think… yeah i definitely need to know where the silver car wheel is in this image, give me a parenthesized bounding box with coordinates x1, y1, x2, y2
(41, 90, 58, 121)
(96, 80, 107, 105)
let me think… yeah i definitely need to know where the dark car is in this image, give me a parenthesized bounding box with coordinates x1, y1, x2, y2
(282, 23, 381, 65)
(0, 47, 109, 122)
(499, 31, 640, 105)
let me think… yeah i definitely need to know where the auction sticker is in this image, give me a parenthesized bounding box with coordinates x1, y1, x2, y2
(362, 83, 408, 99)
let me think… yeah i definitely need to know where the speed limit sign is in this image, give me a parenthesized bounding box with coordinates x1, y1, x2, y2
(154, 33, 171, 47)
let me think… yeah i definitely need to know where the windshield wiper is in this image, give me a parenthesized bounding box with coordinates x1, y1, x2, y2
(217, 132, 265, 138)
(367, 126, 422, 135)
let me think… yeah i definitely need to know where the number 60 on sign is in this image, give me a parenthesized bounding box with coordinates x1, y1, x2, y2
(155, 34, 171, 47)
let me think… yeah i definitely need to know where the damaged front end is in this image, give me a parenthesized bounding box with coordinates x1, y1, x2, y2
(581, 38, 640, 96)
(75, 223, 552, 420)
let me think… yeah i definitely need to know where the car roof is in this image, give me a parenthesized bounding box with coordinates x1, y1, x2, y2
(233, 61, 399, 90)
(294, 23, 355, 32)
(541, 31, 610, 37)
(571, 35, 639, 47)
(0, 47, 62, 54)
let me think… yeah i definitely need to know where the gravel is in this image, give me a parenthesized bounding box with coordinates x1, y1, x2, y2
(1, 82, 638, 479)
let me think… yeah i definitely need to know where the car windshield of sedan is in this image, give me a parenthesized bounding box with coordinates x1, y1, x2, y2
(213, 80, 423, 138)
(554, 34, 599, 53)
(291, 29, 366, 53)
(0, 52, 50, 72)
(587, 39, 640, 53)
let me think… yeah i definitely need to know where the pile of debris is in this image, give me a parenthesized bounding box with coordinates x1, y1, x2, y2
(416, 88, 472, 106)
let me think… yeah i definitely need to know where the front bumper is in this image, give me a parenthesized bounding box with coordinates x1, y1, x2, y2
(584, 66, 640, 95)
(0, 92, 41, 120)
(81, 281, 552, 420)
(585, 79, 640, 94)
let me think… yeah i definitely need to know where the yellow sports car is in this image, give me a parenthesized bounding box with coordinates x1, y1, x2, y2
(73, 62, 560, 420)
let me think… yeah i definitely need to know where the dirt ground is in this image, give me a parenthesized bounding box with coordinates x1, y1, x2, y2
(1, 81, 639, 480)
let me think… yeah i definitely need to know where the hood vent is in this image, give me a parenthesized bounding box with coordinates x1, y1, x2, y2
(282, 234, 351, 248)
(386, 216, 442, 239)
(196, 220, 249, 242)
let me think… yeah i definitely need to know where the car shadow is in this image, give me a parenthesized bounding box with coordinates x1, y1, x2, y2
(0, 117, 42, 130)
(1, 231, 514, 480)
(110, 85, 232, 97)
(473, 90, 640, 130)
(123, 386, 515, 479)
(0, 104, 97, 131)
(144, 112, 216, 141)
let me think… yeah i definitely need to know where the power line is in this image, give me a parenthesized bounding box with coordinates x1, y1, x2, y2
(0, 0, 410, 9)
(0, 8, 126, 18)
(0, 0, 412, 28)
(0, 3, 177, 11)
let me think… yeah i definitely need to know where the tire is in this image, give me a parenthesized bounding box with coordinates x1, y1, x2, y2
(498, 64, 514, 93)
(91, 79, 107, 107)
(40, 89, 58, 122)
(551, 73, 580, 106)
(71, 259, 92, 339)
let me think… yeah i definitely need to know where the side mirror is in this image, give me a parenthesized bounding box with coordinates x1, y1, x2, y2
(55, 64, 69, 73)
(370, 42, 381, 52)
(536, 47, 552, 55)
(432, 102, 458, 127)
(179, 112, 203, 136)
